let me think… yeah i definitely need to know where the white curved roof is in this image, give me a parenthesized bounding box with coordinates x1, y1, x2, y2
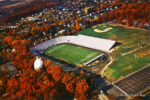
(31, 34, 116, 53)
(34, 57, 43, 70)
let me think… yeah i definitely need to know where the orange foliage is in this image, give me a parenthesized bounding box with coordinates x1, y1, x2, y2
(61, 72, 73, 84)
(4, 54, 96, 100)
(6, 70, 56, 99)
(75, 79, 89, 100)
(12, 40, 20, 48)
(80, 70, 85, 75)
(59, 21, 64, 26)
(2, 36, 13, 47)
(44, 60, 52, 67)
(75, 20, 81, 31)
(49, 65, 64, 82)
(61, 72, 75, 93)
(66, 80, 75, 93)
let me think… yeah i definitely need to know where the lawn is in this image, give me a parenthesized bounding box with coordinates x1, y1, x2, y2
(105, 53, 150, 79)
(77, 24, 150, 80)
(44, 44, 102, 66)
(78, 24, 150, 55)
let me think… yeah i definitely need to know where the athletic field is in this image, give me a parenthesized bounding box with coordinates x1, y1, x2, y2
(77, 23, 150, 80)
(44, 44, 102, 66)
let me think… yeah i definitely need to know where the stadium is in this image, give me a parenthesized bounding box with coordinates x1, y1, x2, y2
(31, 23, 150, 81)
(31, 34, 117, 67)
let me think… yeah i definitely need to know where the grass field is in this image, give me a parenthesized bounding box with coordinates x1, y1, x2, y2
(44, 44, 102, 66)
(77, 23, 150, 80)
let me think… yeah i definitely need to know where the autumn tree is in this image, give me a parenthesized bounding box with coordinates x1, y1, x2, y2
(49, 65, 64, 82)
(0, 71, 8, 96)
(75, 79, 89, 100)
(75, 20, 81, 31)
(2, 36, 13, 47)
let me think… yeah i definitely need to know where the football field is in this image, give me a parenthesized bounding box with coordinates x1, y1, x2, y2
(44, 44, 103, 66)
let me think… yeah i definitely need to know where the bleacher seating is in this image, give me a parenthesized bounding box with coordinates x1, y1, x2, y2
(31, 35, 116, 54)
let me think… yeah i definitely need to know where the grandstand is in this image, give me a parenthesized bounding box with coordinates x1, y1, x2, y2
(112, 66, 150, 97)
(31, 34, 117, 55)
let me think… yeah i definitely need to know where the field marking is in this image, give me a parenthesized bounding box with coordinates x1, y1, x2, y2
(83, 54, 103, 65)
(46, 44, 65, 54)
(46, 44, 102, 65)
(76, 52, 98, 64)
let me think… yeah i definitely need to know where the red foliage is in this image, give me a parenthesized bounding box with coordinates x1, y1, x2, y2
(61, 72, 76, 93)
(2, 36, 13, 47)
(66, 80, 75, 93)
(6, 70, 57, 99)
(80, 70, 85, 75)
(44, 60, 52, 67)
(49, 65, 64, 82)
(112, 2, 150, 26)
(75, 20, 81, 31)
(61, 72, 73, 84)
(75, 79, 89, 100)
(4, 55, 97, 99)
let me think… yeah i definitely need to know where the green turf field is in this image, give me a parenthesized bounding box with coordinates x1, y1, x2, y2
(77, 23, 150, 80)
(44, 44, 102, 66)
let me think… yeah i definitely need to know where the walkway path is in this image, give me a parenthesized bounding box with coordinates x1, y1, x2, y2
(101, 55, 113, 77)
(121, 46, 142, 56)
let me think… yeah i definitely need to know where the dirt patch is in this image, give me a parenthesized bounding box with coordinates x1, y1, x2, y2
(135, 45, 150, 58)
(92, 24, 101, 28)
(94, 27, 113, 33)
(136, 50, 150, 58)
(123, 65, 133, 71)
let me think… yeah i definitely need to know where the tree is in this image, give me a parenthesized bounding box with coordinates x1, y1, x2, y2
(49, 65, 64, 82)
(75, 20, 81, 31)
(2, 36, 13, 47)
(62, 72, 75, 93)
(75, 79, 89, 100)
(0, 71, 8, 96)
(44, 60, 52, 68)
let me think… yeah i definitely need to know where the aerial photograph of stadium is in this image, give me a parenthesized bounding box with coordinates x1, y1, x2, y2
(0, 0, 150, 100)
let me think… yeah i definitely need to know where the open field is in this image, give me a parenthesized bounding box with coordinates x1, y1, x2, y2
(44, 44, 102, 66)
(77, 23, 150, 80)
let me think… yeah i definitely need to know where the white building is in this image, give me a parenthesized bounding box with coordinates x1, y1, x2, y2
(34, 57, 44, 70)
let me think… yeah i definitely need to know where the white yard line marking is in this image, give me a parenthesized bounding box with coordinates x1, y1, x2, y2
(76, 52, 98, 64)
(47, 45, 65, 54)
